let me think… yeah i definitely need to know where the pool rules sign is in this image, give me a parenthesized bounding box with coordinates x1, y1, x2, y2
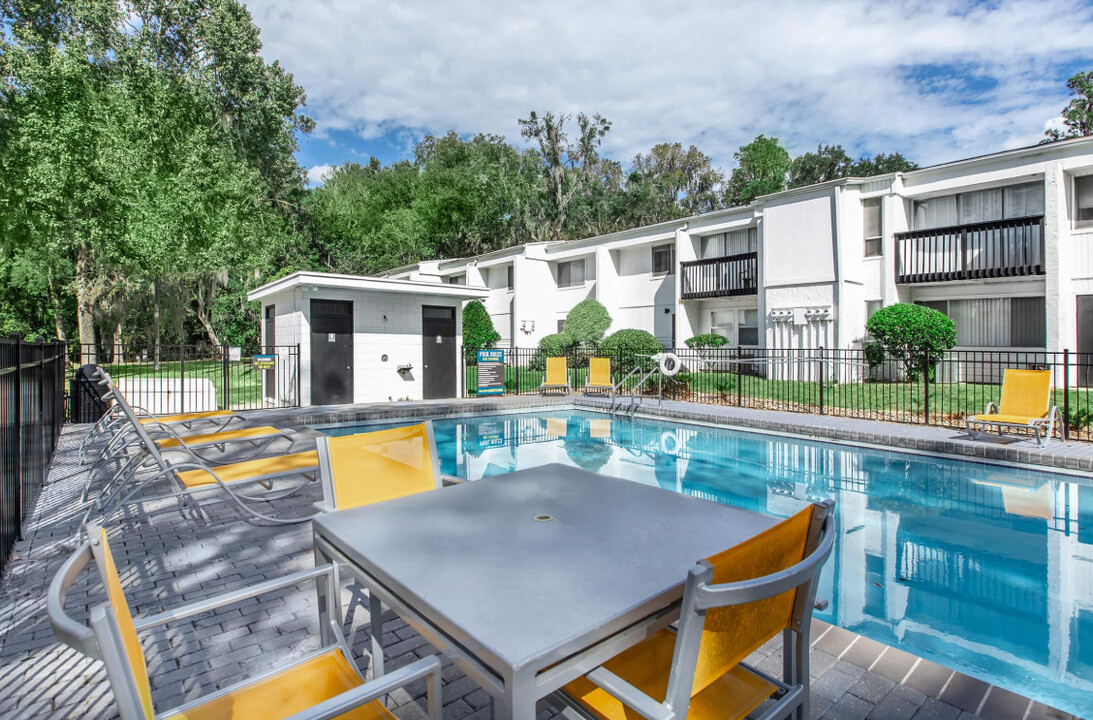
(477, 349, 505, 396)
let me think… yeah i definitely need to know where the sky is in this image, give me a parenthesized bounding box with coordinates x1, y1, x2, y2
(245, 0, 1093, 187)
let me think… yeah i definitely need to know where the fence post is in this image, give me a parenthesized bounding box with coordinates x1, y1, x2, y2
(818, 346, 825, 415)
(222, 343, 230, 410)
(177, 342, 186, 415)
(295, 344, 302, 407)
(735, 347, 742, 407)
(1063, 348, 1070, 441)
(12, 334, 22, 541)
(923, 350, 931, 425)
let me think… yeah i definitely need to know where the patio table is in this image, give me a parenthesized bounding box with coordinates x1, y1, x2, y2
(312, 462, 780, 720)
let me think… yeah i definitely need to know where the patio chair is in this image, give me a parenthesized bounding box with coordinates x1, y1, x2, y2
(541, 356, 571, 395)
(48, 524, 443, 720)
(313, 421, 443, 513)
(584, 357, 614, 395)
(966, 368, 1063, 446)
(558, 499, 835, 720)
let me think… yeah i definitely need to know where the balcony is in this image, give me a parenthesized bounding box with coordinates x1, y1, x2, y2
(895, 215, 1045, 284)
(680, 251, 758, 300)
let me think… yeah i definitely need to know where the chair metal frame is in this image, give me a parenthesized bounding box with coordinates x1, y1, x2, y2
(556, 500, 836, 720)
(49, 524, 443, 720)
(583, 358, 614, 396)
(966, 369, 1063, 447)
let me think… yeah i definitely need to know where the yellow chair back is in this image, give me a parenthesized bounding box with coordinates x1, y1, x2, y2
(91, 528, 155, 720)
(690, 505, 815, 696)
(325, 423, 439, 510)
(545, 357, 568, 386)
(589, 358, 611, 387)
(997, 369, 1051, 419)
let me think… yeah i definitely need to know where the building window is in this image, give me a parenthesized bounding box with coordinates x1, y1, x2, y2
(652, 245, 674, 275)
(448, 274, 465, 285)
(913, 182, 1044, 230)
(1077, 175, 1093, 229)
(557, 319, 565, 333)
(506, 265, 514, 291)
(863, 198, 882, 257)
(556, 260, 585, 288)
(738, 309, 759, 346)
(917, 297, 1045, 348)
(700, 228, 756, 258)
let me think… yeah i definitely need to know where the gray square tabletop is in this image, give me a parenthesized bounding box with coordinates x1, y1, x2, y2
(312, 462, 780, 676)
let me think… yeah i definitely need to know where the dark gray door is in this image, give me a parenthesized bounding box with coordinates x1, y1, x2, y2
(422, 306, 456, 399)
(1079, 295, 1093, 388)
(264, 305, 276, 396)
(310, 300, 353, 405)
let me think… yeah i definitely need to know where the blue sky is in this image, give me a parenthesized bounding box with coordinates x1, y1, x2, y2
(245, 0, 1093, 186)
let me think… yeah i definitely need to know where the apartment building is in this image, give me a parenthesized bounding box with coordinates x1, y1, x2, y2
(386, 136, 1093, 363)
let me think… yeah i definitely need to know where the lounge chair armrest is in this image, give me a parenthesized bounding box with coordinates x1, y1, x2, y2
(580, 667, 673, 720)
(984, 401, 998, 414)
(441, 474, 464, 485)
(132, 566, 334, 631)
(47, 541, 100, 659)
(284, 655, 442, 720)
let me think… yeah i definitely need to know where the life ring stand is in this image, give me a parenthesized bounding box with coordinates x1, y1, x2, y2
(658, 352, 681, 377)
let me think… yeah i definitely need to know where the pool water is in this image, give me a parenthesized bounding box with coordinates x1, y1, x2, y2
(321, 409, 1093, 716)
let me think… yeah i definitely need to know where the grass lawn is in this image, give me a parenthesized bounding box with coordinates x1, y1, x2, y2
(74, 359, 266, 410)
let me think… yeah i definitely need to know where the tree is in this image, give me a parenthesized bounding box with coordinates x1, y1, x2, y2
(462, 300, 500, 353)
(627, 143, 724, 221)
(788, 144, 853, 188)
(684, 333, 728, 349)
(600, 329, 664, 371)
(851, 152, 918, 177)
(724, 135, 790, 206)
(563, 299, 612, 346)
(519, 110, 612, 240)
(1044, 70, 1093, 142)
(865, 303, 956, 379)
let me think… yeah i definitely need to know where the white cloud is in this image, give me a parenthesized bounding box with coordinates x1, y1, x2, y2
(251, 0, 1093, 169)
(306, 163, 334, 186)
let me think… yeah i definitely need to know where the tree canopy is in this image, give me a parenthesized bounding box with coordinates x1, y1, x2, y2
(724, 135, 792, 206)
(1044, 70, 1093, 142)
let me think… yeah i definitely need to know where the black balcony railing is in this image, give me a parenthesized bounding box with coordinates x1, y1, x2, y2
(895, 215, 1045, 284)
(680, 251, 758, 299)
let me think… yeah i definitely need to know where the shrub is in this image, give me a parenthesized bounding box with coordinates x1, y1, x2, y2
(462, 301, 500, 360)
(530, 332, 576, 371)
(865, 303, 956, 380)
(563, 299, 612, 346)
(600, 329, 664, 372)
(684, 333, 728, 349)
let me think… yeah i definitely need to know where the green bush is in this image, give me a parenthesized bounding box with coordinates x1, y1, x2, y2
(684, 333, 728, 349)
(563, 299, 612, 346)
(530, 332, 576, 371)
(462, 300, 500, 361)
(600, 329, 664, 372)
(865, 303, 956, 380)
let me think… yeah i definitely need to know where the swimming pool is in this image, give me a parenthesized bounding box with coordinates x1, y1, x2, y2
(320, 409, 1093, 716)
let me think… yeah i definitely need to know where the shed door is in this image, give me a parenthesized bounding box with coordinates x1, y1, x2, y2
(310, 300, 354, 405)
(1079, 295, 1093, 388)
(422, 306, 456, 399)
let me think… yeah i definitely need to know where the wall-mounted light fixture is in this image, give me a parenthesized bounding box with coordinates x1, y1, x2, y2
(520, 319, 535, 334)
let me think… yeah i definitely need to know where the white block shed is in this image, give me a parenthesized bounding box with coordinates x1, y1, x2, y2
(248, 271, 488, 406)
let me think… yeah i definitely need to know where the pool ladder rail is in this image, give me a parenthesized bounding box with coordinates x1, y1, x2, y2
(609, 365, 665, 417)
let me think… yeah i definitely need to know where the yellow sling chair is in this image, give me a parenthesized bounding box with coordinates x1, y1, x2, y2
(966, 368, 1063, 446)
(584, 357, 613, 395)
(49, 524, 443, 720)
(541, 356, 571, 395)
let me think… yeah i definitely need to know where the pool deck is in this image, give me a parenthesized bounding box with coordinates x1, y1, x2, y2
(0, 408, 1081, 720)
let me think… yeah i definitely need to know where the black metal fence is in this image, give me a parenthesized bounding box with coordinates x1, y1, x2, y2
(463, 345, 1093, 442)
(1, 337, 66, 575)
(70, 343, 301, 414)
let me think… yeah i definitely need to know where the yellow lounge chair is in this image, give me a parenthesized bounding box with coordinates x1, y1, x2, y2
(138, 409, 241, 431)
(966, 368, 1062, 446)
(584, 357, 613, 394)
(154, 425, 288, 451)
(48, 525, 443, 720)
(540, 356, 571, 395)
(559, 500, 835, 720)
(314, 421, 442, 513)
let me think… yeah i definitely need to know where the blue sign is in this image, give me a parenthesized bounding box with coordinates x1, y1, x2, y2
(476, 349, 506, 396)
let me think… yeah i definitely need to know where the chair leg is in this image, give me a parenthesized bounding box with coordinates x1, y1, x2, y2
(370, 591, 386, 677)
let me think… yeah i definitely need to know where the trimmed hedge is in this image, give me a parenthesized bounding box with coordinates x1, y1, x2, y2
(531, 332, 576, 371)
(684, 333, 728, 349)
(865, 303, 956, 379)
(462, 300, 500, 361)
(563, 299, 612, 345)
(600, 329, 664, 371)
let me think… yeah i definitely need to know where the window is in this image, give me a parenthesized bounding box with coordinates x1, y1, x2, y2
(738, 309, 759, 346)
(556, 260, 585, 288)
(863, 198, 882, 257)
(1077, 175, 1093, 229)
(506, 265, 514, 291)
(913, 182, 1044, 230)
(652, 245, 674, 275)
(710, 309, 759, 346)
(557, 320, 565, 333)
(700, 228, 756, 258)
(448, 274, 465, 285)
(917, 297, 1045, 347)
(866, 300, 883, 319)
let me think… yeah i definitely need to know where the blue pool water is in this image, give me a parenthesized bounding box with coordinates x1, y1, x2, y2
(321, 410, 1093, 716)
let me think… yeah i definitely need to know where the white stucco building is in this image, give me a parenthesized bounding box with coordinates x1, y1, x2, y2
(386, 137, 1093, 376)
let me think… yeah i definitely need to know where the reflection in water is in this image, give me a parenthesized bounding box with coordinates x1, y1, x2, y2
(428, 410, 1093, 717)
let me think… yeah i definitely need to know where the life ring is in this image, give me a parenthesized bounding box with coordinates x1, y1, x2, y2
(659, 352, 681, 377)
(660, 431, 680, 455)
